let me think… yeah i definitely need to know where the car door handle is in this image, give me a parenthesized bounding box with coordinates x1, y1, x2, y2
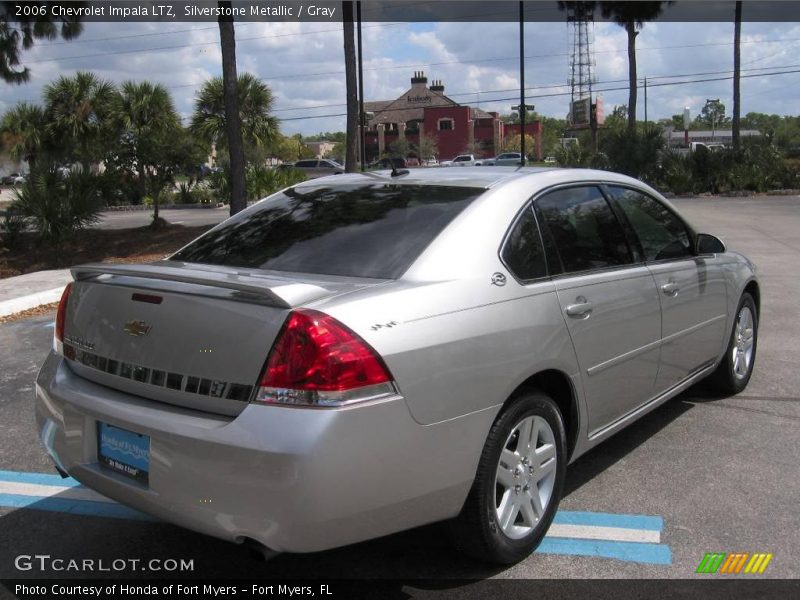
(565, 298, 593, 318)
(661, 282, 680, 296)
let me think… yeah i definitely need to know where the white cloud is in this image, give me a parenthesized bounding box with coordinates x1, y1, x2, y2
(1, 18, 798, 136)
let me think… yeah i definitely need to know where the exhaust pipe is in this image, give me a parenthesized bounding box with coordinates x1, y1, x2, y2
(242, 538, 281, 562)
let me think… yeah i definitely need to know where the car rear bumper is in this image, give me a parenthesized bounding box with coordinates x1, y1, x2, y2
(35, 351, 491, 553)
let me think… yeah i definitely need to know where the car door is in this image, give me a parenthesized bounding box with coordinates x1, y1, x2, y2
(605, 185, 729, 393)
(535, 185, 662, 435)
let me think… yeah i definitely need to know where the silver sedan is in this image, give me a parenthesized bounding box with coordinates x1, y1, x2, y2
(36, 167, 758, 564)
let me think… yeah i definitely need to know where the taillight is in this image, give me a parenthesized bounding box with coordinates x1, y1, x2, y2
(55, 283, 73, 345)
(255, 309, 397, 407)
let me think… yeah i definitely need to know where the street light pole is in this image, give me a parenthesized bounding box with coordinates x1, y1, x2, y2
(357, 1, 365, 171)
(519, 1, 525, 166)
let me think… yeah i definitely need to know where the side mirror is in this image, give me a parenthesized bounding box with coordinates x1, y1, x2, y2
(696, 233, 726, 255)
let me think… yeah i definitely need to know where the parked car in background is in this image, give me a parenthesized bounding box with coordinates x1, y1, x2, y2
(543, 156, 557, 164)
(483, 152, 523, 166)
(282, 159, 344, 179)
(369, 157, 407, 170)
(421, 157, 439, 167)
(445, 154, 481, 167)
(38, 167, 758, 565)
(1, 172, 25, 185)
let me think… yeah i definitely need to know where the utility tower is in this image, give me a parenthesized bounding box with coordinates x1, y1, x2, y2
(566, 3, 596, 131)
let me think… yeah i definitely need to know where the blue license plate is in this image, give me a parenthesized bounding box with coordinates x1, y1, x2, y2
(97, 422, 150, 485)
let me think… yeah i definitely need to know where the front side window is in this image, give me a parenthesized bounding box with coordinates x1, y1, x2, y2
(607, 186, 693, 262)
(536, 186, 632, 274)
(172, 184, 483, 279)
(501, 205, 547, 281)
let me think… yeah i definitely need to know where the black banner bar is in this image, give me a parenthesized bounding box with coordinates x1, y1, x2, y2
(3, 579, 800, 600)
(2, 1, 800, 23)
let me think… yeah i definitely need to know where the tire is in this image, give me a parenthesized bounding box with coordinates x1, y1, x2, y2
(451, 391, 567, 564)
(707, 293, 758, 395)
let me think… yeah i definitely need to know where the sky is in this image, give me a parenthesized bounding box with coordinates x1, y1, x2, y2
(1, 12, 799, 138)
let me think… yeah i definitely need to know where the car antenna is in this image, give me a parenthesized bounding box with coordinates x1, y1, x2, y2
(390, 164, 410, 177)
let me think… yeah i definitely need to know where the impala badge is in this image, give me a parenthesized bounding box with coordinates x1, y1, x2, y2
(123, 320, 152, 337)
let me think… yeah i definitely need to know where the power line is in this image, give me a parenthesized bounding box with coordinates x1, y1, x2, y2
(267, 63, 800, 113)
(275, 68, 800, 122)
(22, 21, 407, 64)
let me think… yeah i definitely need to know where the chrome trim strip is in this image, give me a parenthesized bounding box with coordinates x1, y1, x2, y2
(586, 314, 727, 376)
(64, 345, 253, 403)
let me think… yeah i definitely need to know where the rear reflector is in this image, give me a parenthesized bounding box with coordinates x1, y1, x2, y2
(55, 283, 73, 344)
(255, 309, 397, 407)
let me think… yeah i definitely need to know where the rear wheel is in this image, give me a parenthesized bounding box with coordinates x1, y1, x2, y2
(707, 293, 758, 394)
(451, 392, 567, 564)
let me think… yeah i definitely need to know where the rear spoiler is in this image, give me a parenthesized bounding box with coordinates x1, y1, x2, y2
(71, 263, 332, 309)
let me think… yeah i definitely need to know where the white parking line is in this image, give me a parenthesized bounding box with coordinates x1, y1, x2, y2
(547, 523, 660, 544)
(0, 480, 111, 503)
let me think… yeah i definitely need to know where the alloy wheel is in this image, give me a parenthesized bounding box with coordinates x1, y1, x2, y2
(494, 415, 557, 540)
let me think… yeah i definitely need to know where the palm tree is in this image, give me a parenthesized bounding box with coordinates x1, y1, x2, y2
(732, 1, 742, 151)
(1, 3, 84, 84)
(599, 2, 667, 134)
(343, 1, 358, 172)
(111, 81, 181, 223)
(43, 71, 115, 171)
(190, 73, 279, 150)
(0, 102, 48, 167)
(216, 0, 247, 216)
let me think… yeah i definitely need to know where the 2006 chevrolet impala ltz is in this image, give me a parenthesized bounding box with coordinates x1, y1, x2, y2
(35, 167, 759, 564)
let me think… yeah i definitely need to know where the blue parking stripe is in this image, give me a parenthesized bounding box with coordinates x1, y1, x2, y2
(553, 510, 663, 531)
(0, 494, 154, 521)
(0, 469, 81, 487)
(0, 470, 671, 565)
(537, 537, 672, 564)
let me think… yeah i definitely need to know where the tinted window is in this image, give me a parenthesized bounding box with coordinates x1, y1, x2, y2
(607, 186, 693, 262)
(172, 184, 482, 279)
(501, 206, 547, 281)
(536, 186, 632, 273)
(295, 160, 318, 168)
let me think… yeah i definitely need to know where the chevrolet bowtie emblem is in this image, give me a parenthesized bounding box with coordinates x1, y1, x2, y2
(123, 320, 152, 337)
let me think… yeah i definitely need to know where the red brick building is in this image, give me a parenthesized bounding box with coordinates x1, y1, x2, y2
(363, 72, 542, 162)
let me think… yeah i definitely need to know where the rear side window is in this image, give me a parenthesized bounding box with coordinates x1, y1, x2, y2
(606, 186, 693, 262)
(172, 184, 482, 279)
(536, 186, 632, 274)
(501, 205, 547, 281)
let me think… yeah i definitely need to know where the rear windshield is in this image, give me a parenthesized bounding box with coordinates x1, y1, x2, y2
(172, 183, 483, 279)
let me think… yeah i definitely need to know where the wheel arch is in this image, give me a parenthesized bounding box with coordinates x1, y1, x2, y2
(503, 369, 580, 461)
(743, 279, 760, 319)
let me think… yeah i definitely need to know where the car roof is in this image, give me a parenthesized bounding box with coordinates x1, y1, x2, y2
(294, 166, 649, 191)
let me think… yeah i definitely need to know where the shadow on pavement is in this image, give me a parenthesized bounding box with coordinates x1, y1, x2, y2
(563, 391, 697, 497)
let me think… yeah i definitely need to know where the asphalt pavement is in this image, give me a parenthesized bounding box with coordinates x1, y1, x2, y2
(0, 196, 798, 582)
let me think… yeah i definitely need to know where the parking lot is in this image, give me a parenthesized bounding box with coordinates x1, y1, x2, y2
(0, 195, 798, 582)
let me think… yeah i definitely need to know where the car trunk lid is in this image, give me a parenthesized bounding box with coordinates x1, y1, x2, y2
(62, 262, 384, 416)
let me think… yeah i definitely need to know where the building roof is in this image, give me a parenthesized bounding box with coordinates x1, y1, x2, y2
(365, 73, 494, 126)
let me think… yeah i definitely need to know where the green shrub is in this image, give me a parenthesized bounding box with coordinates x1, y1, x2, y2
(191, 188, 216, 204)
(207, 170, 230, 204)
(600, 128, 665, 182)
(11, 169, 104, 244)
(207, 165, 307, 205)
(175, 182, 197, 204)
(96, 169, 144, 206)
(1, 208, 27, 248)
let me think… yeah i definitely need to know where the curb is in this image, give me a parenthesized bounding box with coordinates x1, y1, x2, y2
(0, 286, 65, 318)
